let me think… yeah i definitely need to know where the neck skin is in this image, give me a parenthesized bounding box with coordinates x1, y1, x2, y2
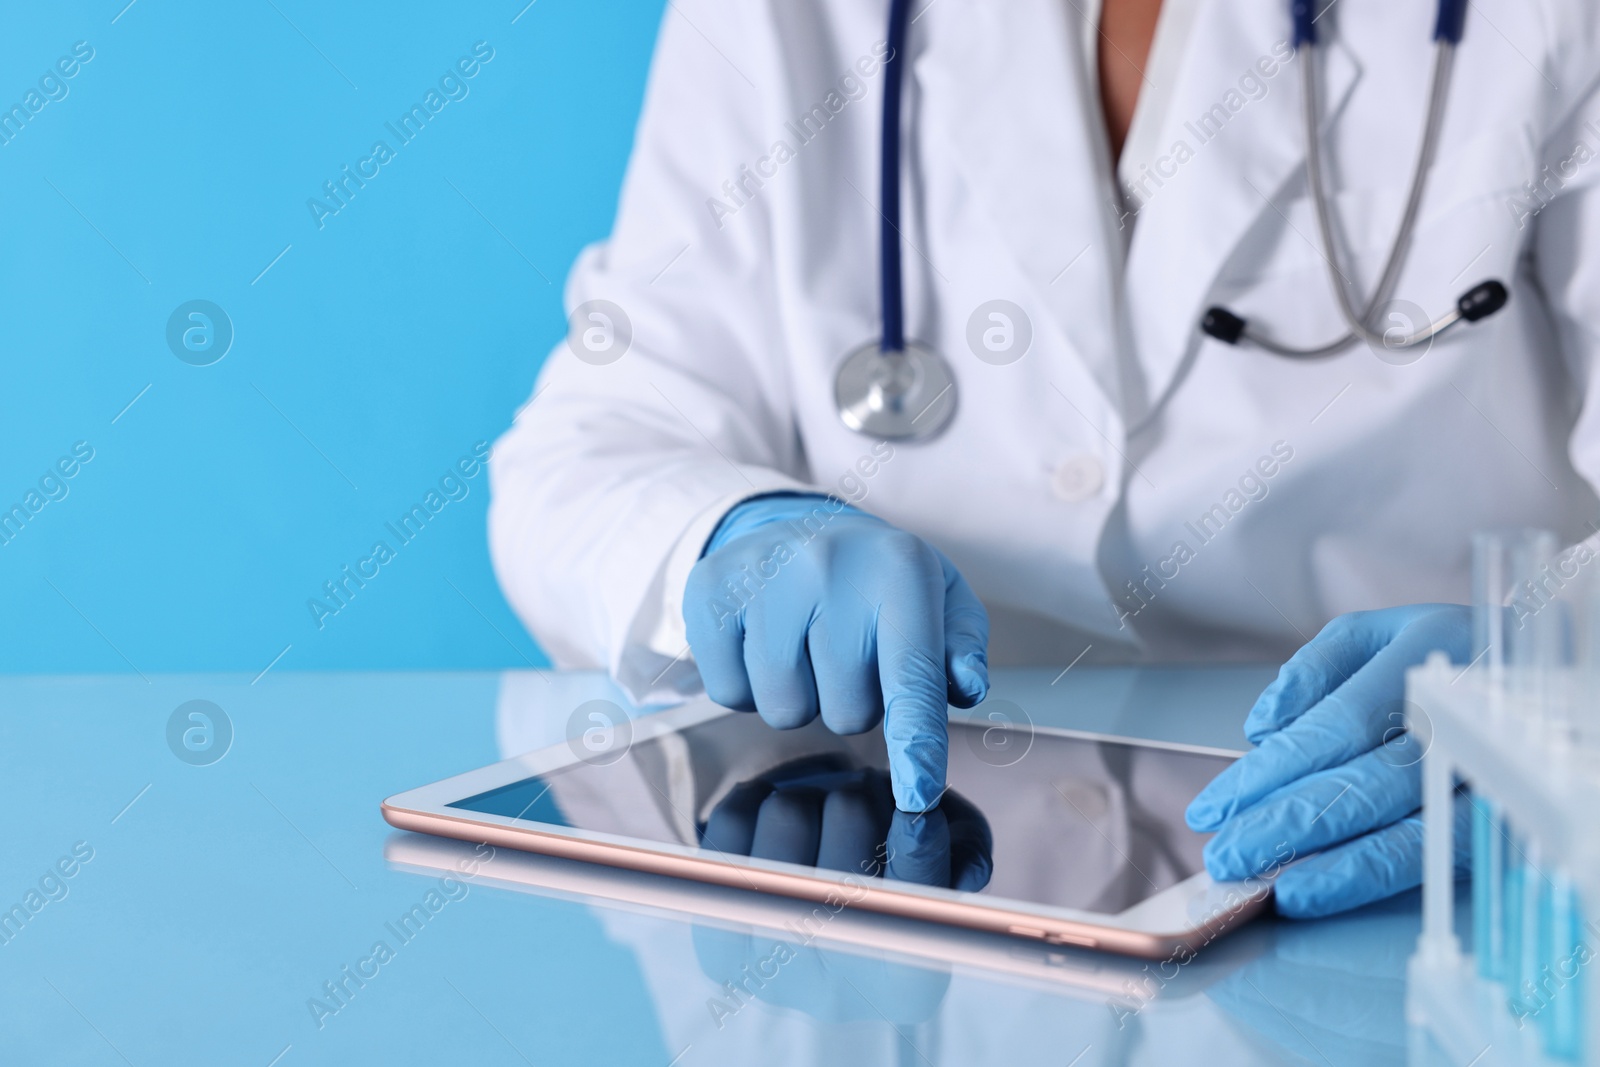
(1098, 0, 1164, 163)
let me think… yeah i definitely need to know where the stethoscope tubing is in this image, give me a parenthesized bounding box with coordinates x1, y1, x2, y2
(1221, 0, 1504, 356)
(1237, 40, 1458, 357)
(879, 0, 912, 354)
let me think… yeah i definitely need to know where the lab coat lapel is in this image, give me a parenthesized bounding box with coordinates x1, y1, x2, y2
(1124, 1, 1361, 411)
(915, 0, 1125, 407)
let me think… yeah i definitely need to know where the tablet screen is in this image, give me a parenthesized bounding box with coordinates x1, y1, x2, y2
(448, 710, 1232, 915)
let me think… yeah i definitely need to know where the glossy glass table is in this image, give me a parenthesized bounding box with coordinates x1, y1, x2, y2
(2, 667, 1435, 1066)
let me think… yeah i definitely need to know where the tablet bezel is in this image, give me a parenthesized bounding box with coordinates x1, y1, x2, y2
(380, 701, 1275, 960)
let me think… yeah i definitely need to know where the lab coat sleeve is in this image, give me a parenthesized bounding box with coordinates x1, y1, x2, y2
(488, 0, 814, 705)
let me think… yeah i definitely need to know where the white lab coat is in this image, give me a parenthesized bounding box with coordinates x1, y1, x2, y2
(489, 0, 1600, 705)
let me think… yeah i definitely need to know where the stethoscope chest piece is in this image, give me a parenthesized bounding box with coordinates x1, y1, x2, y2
(834, 339, 956, 441)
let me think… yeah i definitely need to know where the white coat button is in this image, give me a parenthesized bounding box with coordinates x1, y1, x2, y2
(1052, 455, 1105, 502)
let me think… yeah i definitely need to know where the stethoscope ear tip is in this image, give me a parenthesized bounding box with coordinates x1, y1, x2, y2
(1200, 307, 1247, 345)
(1458, 280, 1508, 323)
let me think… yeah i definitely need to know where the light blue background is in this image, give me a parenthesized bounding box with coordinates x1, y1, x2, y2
(0, 0, 666, 674)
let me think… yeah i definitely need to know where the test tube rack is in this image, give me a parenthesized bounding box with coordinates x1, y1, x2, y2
(1407, 653, 1598, 1066)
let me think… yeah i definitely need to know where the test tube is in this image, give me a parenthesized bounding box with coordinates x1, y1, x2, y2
(1471, 532, 1510, 982)
(1471, 532, 1555, 982)
(1507, 530, 1559, 714)
(1472, 792, 1505, 981)
(1505, 833, 1542, 1020)
(1540, 871, 1583, 1061)
(1473, 530, 1510, 690)
(1472, 528, 1563, 719)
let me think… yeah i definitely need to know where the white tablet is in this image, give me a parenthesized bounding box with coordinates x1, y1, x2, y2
(382, 700, 1276, 960)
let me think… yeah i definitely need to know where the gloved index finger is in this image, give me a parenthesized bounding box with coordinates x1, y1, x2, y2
(868, 562, 950, 813)
(936, 549, 990, 709)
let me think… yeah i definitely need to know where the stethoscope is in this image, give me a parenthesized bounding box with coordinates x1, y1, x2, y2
(835, 0, 1510, 441)
(834, 0, 957, 441)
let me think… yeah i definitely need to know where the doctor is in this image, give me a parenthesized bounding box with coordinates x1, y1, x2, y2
(490, 0, 1600, 918)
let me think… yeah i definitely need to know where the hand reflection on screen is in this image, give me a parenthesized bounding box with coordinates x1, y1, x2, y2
(692, 755, 984, 1028)
(698, 755, 993, 892)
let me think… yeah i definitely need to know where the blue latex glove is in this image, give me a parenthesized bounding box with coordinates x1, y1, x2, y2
(1185, 604, 1470, 918)
(684, 493, 990, 812)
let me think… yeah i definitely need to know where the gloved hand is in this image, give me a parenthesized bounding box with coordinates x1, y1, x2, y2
(684, 493, 990, 812)
(1185, 604, 1470, 918)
